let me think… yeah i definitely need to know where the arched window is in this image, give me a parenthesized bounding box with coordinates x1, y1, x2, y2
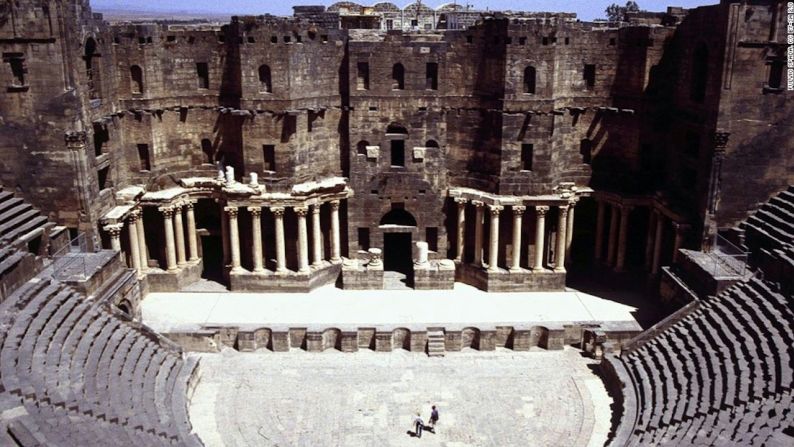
(425, 140, 439, 148)
(380, 208, 417, 226)
(690, 44, 708, 103)
(130, 65, 144, 94)
(356, 140, 369, 155)
(201, 138, 214, 163)
(258, 64, 272, 93)
(523, 66, 536, 94)
(392, 63, 405, 90)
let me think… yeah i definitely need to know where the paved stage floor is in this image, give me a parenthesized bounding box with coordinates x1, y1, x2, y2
(188, 347, 612, 447)
(142, 283, 641, 332)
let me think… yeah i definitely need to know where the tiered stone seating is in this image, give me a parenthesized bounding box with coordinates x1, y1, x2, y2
(742, 186, 794, 251)
(0, 276, 203, 446)
(606, 277, 793, 446)
(0, 187, 49, 246)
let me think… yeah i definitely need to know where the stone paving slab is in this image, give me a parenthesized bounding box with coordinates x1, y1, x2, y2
(188, 347, 613, 447)
(143, 283, 640, 332)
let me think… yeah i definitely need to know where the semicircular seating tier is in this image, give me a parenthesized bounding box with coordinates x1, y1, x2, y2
(604, 276, 793, 446)
(0, 276, 203, 446)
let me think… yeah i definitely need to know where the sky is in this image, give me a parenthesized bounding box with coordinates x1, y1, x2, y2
(91, 0, 719, 21)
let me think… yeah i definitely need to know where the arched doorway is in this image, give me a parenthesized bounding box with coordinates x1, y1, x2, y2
(117, 299, 132, 316)
(380, 208, 416, 288)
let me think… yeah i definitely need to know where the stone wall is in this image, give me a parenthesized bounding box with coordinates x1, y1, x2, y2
(0, 0, 789, 289)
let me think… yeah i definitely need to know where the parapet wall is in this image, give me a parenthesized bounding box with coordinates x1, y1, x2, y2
(162, 322, 642, 354)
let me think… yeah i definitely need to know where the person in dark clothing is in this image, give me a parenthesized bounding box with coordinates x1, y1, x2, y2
(428, 405, 439, 433)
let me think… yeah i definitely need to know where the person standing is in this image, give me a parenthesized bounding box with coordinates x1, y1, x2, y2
(413, 412, 424, 438)
(428, 405, 439, 433)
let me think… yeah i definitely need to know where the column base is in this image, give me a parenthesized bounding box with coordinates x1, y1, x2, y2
(189, 257, 199, 262)
(231, 266, 245, 274)
(276, 268, 289, 275)
(553, 267, 566, 273)
(298, 268, 311, 275)
(508, 267, 522, 273)
(253, 267, 266, 274)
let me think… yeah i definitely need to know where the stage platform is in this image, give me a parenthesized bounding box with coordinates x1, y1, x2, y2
(142, 283, 642, 347)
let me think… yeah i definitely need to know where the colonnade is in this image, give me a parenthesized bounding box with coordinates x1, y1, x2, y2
(594, 199, 687, 274)
(105, 200, 199, 276)
(453, 199, 574, 273)
(225, 199, 342, 275)
(158, 200, 200, 271)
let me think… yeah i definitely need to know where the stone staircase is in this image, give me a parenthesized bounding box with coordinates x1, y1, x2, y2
(427, 329, 445, 357)
(0, 186, 50, 246)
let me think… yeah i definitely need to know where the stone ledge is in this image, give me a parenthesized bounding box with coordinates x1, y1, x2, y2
(456, 262, 566, 292)
(144, 259, 203, 292)
(229, 262, 341, 293)
(161, 322, 641, 355)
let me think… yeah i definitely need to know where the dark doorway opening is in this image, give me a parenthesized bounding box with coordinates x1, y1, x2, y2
(200, 235, 225, 284)
(384, 232, 413, 287)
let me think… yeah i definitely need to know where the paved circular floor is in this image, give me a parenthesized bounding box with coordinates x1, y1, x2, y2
(188, 347, 612, 446)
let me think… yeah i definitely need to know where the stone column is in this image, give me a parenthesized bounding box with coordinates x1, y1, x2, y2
(296, 206, 310, 274)
(226, 206, 242, 273)
(185, 201, 199, 262)
(554, 205, 569, 272)
(311, 203, 323, 266)
(534, 206, 549, 270)
(510, 205, 525, 272)
(160, 206, 178, 271)
(173, 203, 187, 267)
(106, 224, 122, 252)
(487, 205, 503, 273)
(127, 213, 142, 274)
(220, 202, 230, 266)
(565, 201, 576, 262)
(644, 210, 657, 270)
(454, 197, 467, 262)
(672, 223, 686, 263)
(135, 213, 149, 272)
(616, 205, 632, 272)
(606, 204, 620, 267)
(651, 213, 664, 274)
(415, 241, 429, 265)
(273, 206, 287, 274)
(330, 200, 341, 262)
(594, 200, 606, 261)
(248, 206, 264, 273)
(472, 200, 485, 267)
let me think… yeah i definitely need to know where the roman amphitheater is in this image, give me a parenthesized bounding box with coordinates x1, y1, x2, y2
(0, 0, 791, 445)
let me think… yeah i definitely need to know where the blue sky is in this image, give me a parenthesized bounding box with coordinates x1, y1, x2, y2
(91, 1, 718, 21)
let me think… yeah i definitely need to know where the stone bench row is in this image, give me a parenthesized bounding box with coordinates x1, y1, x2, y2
(169, 325, 568, 353)
(637, 390, 792, 446)
(612, 278, 793, 446)
(0, 277, 202, 446)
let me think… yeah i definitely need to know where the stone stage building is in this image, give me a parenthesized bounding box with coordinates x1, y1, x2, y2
(0, 0, 791, 298)
(0, 1, 792, 446)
